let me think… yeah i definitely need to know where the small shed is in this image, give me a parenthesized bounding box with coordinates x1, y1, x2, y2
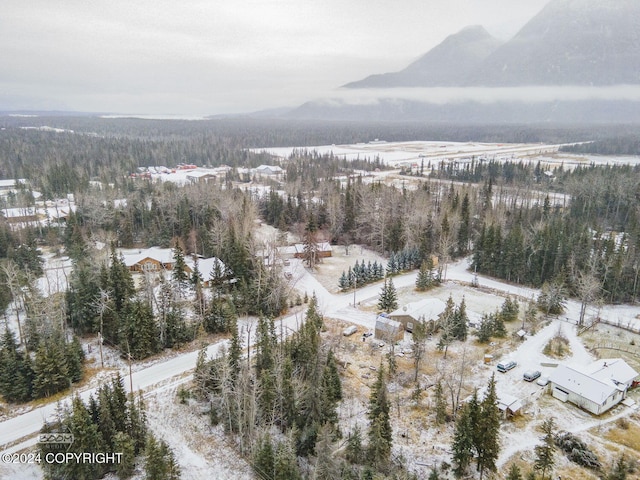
(497, 393, 523, 417)
(466, 388, 523, 418)
(374, 317, 404, 343)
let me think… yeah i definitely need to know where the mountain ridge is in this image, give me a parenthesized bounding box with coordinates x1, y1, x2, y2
(344, 25, 502, 88)
(344, 0, 640, 88)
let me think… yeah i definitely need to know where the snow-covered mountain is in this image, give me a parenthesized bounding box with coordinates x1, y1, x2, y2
(290, 0, 640, 123)
(468, 0, 640, 86)
(344, 26, 502, 88)
(344, 0, 640, 88)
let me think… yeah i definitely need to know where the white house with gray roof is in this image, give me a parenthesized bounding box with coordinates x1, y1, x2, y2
(548, 358, 638, 415)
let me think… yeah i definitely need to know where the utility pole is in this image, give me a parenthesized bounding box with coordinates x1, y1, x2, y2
(353, 273, 357, 307)
(126, 342, 133, 395)
(98, 332, 104, 369)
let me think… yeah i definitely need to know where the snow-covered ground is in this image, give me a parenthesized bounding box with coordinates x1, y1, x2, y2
(36, 253, 72, 297)
(250, 140, 640, 171)
(145, 388, 254, 480)
(250, 140, 563, 168)
(2, 254, 640, 479)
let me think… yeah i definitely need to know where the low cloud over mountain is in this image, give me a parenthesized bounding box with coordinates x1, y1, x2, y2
(289, 0, 640, 123)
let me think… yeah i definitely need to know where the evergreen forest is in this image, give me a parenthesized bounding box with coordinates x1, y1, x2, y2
(1, 115, 640, 479)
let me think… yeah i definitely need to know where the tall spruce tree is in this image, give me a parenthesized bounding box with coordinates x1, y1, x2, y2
(144, 434, 181, 480)
(60, 395, 106, 480)
(476, 374, 500, 479)
(434, 380, 448, 425)
(367, 366, 392, 469)
(500, 297, 519, 323)
(108, 246, 135, 315)
(506, 464, 523, 480)
(437, 295, 456, 358)
(415, 258, 435, 291)
(346, 425, 365, 465)
(66, 259, 101, 334)
(534, 417, 556, 480)
(453, 297, 468, 341)
(32, 336, 70, 399)
(253, 433, 275, 480)
(171, 243, 189, 298)
(452, 396, 475, 478)
(274, 434, 301, 480)
(119, 300, 160, 360)
(377, 278, 398, 313)
(0, 328, 33, 402)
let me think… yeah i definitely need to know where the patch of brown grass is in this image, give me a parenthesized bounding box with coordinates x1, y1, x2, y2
(604, 421, 640, 452)
(509, 412, 533, 429)
(543, 334, 572, 359)
(30, 366, 107, 407)
(556, 463, 600, 480)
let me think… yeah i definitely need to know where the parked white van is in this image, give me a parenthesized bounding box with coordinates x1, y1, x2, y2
(497, 361, 517, 373)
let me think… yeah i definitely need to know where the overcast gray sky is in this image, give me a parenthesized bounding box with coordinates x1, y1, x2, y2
(1, 0, 550, 115)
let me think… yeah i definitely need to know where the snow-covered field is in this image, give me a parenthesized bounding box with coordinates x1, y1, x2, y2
(250, 140, 640, 170)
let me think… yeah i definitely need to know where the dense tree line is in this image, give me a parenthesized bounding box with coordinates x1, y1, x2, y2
(3, 114, 635, 151)
(338, 260, 386, 291)
(194, 297, 413, 479)
(472, 193, 640, 303)
(39, 373, 179, 480)
(3, 114, 637, 196)
(560, 136, 640, 155)
(0, 276, 85, 403)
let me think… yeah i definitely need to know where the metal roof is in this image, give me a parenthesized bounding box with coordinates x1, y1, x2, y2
(549, 358, 637, 406)
(389, 298, 447, 321)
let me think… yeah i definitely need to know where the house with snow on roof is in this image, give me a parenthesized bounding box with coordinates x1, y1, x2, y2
(123, 247, 177, 272)
(253, 165, 284, 176)
(186, 256, 228, 287)
(186, 170, 217, 184)
(389, 298, 447, 333)
(0, 178, 28, 194)
(548, 358, 638, 415)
